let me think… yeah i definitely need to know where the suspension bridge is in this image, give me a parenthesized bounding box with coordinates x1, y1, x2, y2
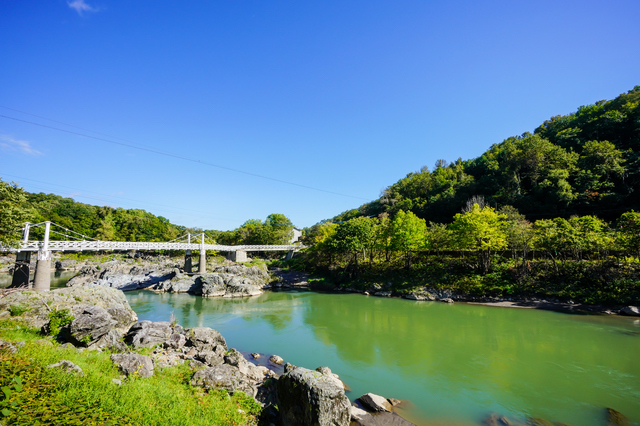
(8, 221, 304, 291)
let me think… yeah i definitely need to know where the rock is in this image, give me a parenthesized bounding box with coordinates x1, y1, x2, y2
(0, 286, 138, 333)
(606, 408, 630, 426)
(351, 405, 370, 422)
(152, 352, 183, 369)
(186, 327, 227, 352)
(276, 366, 351, 426)
(125, 321, 172, 349)
(484, 412, 515, 425)
(61, 305, 117, 346)
(251, 352, 261, 359)
(358, 393, 392, 412)
(197, 265, 269, 298)
(225, 349, 267, 382)
(111, 378, 122, 386)
(388, 398, 402, 406)
(188, 359, 207, 370)
(374, 291, 392, 297)
(57, 342, 76, 350)
(620, 306, 640, 316)
(269, 354, 284, 365)
(46, 360, 83, 374)
(92, 329, 128, 352)
(315, 366, 344, 390)
(0, 339, 19, 354)
(352, 412, 417, 426)
(439, 298, 454, 303)
(151, 276, 200, 294)
(164, 333, 186, 349)
(190, 364, 256, 396)
(404, 290, 435, 301)
(196, 347, 226, 366)
(67, 262, 175, 291)
(111, 353, 154, 378)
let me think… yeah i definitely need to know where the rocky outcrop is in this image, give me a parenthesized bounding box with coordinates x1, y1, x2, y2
(0, 286, 138, 334)
(46, 360, 83, 375)
(61, 305, 117, 347)
(125, 321, 173, 349)
(620, 306, 639, 316)
(358, 393, 392, 412)
(276, 365, 351, 426)
(67, 262, 175, 291)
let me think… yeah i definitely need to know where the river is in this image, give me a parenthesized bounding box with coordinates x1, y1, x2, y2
(124, 289, 640, 426)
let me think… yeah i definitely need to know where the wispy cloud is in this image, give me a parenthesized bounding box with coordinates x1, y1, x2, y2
(68, 0, 97, 15)
(0, 135, 42, 156)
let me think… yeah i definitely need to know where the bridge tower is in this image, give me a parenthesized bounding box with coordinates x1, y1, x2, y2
(10, 223, 31, 288)
(33, 221, 52, 291)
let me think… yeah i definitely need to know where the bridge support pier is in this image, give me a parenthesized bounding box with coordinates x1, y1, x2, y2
(229, 250, 247, 263)
(10, 251, 31, 288)
(199, 251, 207, 273)
(33, 221, 51, 292)
(285, 250, 295, 261)
(184, 250, 192, 273)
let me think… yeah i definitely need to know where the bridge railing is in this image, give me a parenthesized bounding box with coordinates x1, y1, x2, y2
(10, 241, 305, 252)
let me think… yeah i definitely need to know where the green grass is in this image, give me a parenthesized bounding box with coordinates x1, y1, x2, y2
(0, 320, 261, 426)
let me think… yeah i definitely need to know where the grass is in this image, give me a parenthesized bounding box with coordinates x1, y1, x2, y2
(0, 320, 261, 426)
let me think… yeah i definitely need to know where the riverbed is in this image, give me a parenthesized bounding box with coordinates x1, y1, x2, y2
(124, 289, 640, 426)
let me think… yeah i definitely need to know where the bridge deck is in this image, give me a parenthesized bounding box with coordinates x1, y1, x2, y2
(11, 241, 303, 252)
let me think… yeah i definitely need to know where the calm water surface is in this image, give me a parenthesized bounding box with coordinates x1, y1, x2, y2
(125, 290, 640, 426)
(0, 271, 77, 289)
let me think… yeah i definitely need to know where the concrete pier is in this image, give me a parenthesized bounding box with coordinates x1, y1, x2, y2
(10, 251, 31, 288)
(33, 221, 52, 291)
(184, 250, 193, 273)
(198, 234, 206, 273)
(229, 250, 248, 263)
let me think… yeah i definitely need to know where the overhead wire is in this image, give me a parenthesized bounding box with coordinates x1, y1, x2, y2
(0, 113, 369, 201)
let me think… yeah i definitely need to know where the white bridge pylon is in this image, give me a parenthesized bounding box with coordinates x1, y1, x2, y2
(8, 221, 304, 291)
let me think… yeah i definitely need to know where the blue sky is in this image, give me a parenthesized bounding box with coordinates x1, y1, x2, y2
(1, 0, 638, 231)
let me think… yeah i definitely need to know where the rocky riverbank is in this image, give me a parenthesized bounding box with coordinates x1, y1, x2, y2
(0, 285, 414, 426)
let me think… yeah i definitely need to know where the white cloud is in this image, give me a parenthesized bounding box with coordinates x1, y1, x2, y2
(68, 0, 97, 15)
(0, 135, 43, 156)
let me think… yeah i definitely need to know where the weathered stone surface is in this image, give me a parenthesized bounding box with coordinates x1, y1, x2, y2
(358, 393, 392, 412)
(0, 286, 137, 333)
(269, 354, 284, 365)
(62, 305, 116, 346)
(151, 275, 200, 294)
(374, 291, 392, 297)
(276, 366, 351, 426)
(186, 327, 227, 352)
(125, 321, 172, 349)
(190, 364, 256, 396)
(351, 405, 370, 423)
(46, 360, 83, 374)
(225, 348, 267, 382)
(67, 263, 175, 291)
(164, 333, 186, 349)
(439, 298, 454, 304)
(315, 366, 344, 390)
(404, 290, 435, 301)
(196, 347, 226, 366)
(620, 306, 640, 316)
(111, 353, 154, 378)
(606, 408, 630, 426)
(91, 328, 128, 352)
(352, 412, 417, 426)
(251, 352, 261, 359)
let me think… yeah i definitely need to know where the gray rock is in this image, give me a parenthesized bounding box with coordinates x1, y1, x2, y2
(125, 321, 172, 349)
(164, 333, 186, 349)
(251, 352, 261, 359)
(315, 366, 344, 390)
(111, 378, 122, 386)
(439, 298, 454, 304)
(111, 353, 154, 378)
(374, 291, 392, 297)
(196, 347, 226, 366)
(620, 306, 640, 316)
(92, 329, 128, 352)
(269, 354, 284, 365)
(351, 405, 370, 423)
(352, 412, 417, 426)
(225, 348, 267, 382)
(358, 393, 392, 412)
(190, 364, 256, 396)
(404, 290, 435, 301)
(276, 366, 351, 426)
(62, 305, 116, 346)
(186, 327, 227, 352)
(0, 286, 138, 333)
(46, 360, 83, 374)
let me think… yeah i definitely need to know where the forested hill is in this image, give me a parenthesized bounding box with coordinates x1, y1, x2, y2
(24, 192, 185, 242)
(332, 86, 640, 225)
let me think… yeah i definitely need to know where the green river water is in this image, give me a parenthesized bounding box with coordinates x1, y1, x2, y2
(123, 290, 640, 426)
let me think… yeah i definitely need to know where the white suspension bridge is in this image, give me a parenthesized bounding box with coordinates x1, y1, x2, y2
(8, 221, 304, 291)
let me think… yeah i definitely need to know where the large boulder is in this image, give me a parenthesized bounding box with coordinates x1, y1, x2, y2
(276, 366, 351, 426)
(358, 393, 392, 412)
(67, 263, 174, 291)
(190, 364, 257, 396)
(186, 327, 227, 352)
(620, 306, 640, 316)
(61, 305, 116, 346)
(125, 321, 173, 349)
(111, 353, 154, 378)
(0, 286, 138, 333)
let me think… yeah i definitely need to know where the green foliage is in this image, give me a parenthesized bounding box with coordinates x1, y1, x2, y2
(8, 305, 30, 317)
(0, 179, 31, 247)
(46, 309, 74, 337)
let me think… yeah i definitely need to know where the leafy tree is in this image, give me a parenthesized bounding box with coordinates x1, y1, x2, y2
(450, 204, 507, 273)
(617, 211, 640, 257)
(391, 210, 426, 268)
(327, 217, 374, 271)
(0, 179, 31, 247)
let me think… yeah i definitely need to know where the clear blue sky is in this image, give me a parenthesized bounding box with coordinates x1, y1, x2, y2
(1, 0, 638, 231)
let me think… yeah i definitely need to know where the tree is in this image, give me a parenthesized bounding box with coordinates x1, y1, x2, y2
(617, 211, 640, 258)
(265, 213, 294, 245)
(450, 204, 507, 274)
(391, 210, 426, 268)
(327, 217, 374, 271)
(0, 179, 31, 247)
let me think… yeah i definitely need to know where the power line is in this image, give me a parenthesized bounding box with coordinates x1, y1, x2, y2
(0, 113, 369, 201)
